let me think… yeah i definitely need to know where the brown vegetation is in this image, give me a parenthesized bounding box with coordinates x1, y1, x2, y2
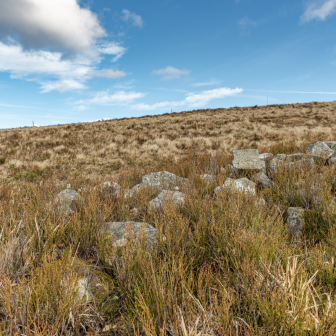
(1, 101, 336, 182)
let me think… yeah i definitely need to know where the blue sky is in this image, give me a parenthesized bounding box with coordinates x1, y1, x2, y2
(1, 0, 336, 129)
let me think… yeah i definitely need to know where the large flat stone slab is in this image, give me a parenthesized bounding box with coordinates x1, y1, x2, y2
(232, 149, 265, 170)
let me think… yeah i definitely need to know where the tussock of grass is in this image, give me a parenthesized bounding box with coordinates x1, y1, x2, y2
(1, 144, 336, 334)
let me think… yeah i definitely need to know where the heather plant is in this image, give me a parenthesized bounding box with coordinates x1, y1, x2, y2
(1, 146, 336, 335)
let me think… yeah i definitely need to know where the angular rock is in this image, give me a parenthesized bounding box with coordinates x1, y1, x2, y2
(259, 153, 274, 160)
(255, 172, 271, 189)
(324, 141, 336, 153)
(215, 177, 256, 196)
(286, 207, 305, 236)
(104, 221, 163, 250)
(96, 181, 121, 196)
(306, 141, 334, 159)
(56, 189, 83, 215)
(288, 158, 314, 170)
(141, 171, 189, 191)
(149, 190, 185, 211)
(200, 174, 216, 183)
(232, 149, 265, 170)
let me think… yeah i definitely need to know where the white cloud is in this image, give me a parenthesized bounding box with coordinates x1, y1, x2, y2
(73, 105, 89, 111)
(74, 90, 146, 106)
(185, 87, 243, 107)
(238, 16, 257, 27)
(97, 42, 127, 62)
(133, 87, 243, 110)
(0, 0, 106, 57)
(301, 0, 336, 22)
(192, 80, 222, 87)
(122, 9, 143, 27)
(0, 42, 127, 92)
(41, 79, 86, 93)
(93, 69, 127, 79)
(152, 66, 190, 80)
(114, 80, 135, 89)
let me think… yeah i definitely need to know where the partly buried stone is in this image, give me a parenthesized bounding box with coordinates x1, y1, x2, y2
(200, 174, 216, 183)
(214, 177, 256, 196)
(56, 182, 71, 191)
(259, 153, 274, 161)
(287, 153, 305, 161)
(142, 171, 190, 190)
(232, 149, 265, 171)
(306, 141, 334, 160)
(286, 207, 305, 236)
(255, 172, 271, 189)
(56, 189, 83, 215)
(104, 221, 164, 250)
(96, 181, 121, 196)
(255, 198, 267, 206)
(148, 190, 185, 211)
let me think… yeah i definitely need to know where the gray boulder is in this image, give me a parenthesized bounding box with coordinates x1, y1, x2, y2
(232, 149, 265, 170)
(276, 154, 287, 160)
(104, 221, 164, 250)
(56, 189, 83, 215)
(255, 198, 267, 206)
(149, 190, 185, 211)
(141, 171, 189, 190)
(255, 172, 272, 189)
(215, 177, 256, 196)
(286, 207, 305, 236)
(306, 141, 334, 159)
(287, 153, 305, 161)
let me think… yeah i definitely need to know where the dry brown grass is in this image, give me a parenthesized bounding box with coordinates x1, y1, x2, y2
(1, 101, 336, 182)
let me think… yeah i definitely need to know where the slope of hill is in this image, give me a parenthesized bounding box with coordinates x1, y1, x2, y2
(1, 101, 336, 182)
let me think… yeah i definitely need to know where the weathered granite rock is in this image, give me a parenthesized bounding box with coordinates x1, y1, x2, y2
(276, 154, 287, 160)
(200, 174, 216, 183)
(286, 207, 305, 236)
(287, 153, 305, 161)
(232, 149, 265, 170)
(149, 190, 185, 211)
(255, 172, 272, 189)
(324, 141, 336, 153)
(259, 153, 274, 160)
(104, 221, 163, 250)
(306, 141, 334, 159)
(56, 189, 83, 215)
(215, 177, 256, 196)
(96, 181, 121, 196)
(288, 158, 314, 170)
(142, 171, 189, 188)
(56, 182, 71, 191)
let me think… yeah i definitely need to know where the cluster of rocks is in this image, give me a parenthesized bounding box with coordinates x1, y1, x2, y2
(54, 140, 336, 251)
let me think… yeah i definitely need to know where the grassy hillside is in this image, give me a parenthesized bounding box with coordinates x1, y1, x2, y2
(1, 103, 336, 335)
(1, 101, 336, 183)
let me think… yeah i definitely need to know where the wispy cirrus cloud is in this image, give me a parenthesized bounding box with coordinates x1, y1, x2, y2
(238, 16, 257, 28)
(192, 79, 222, 87)
(74, 90, 146, 110)
(301, 0, 336, 22)
(152, 66, 190, 80)
(133, 87, 243, 110)
(121, 9, 143, 27)
(97, 42, 127, 62)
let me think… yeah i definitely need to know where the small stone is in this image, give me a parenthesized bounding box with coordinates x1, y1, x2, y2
(255, 198, 267, 206)
(200, 174, 216, 183)
(141, 171, 189, 191)
(56, 189, 83, 215)
(222, 177, 256, 195)
(220, 167, 227, 173)
(306, 141, 334, 159)
(232, 149, 265, 170)
(286, 207, 305, 236)
(149, 190, 185, 211)
(255, 172, 271, 189)
(104, 221, 164, 250)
